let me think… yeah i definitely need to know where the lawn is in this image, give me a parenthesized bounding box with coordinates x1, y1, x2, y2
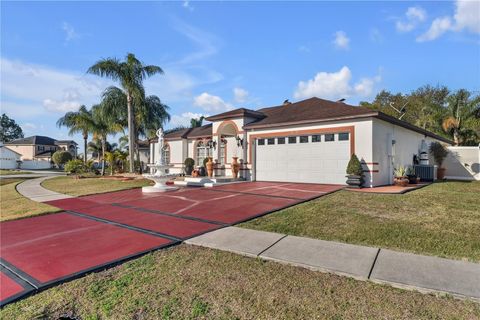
(42, 176, 153, 196)
(242, 181, 480, 262)
(0, 169, 31, 175)
(1, 245, 478, 320)
(0, 179, 59, 221)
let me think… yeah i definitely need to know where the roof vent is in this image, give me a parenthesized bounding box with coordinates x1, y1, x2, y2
(337, 98, 346, 103)
(283, 99, 292, 105)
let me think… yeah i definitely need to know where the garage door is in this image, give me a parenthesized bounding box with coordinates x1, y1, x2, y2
(255, 132, 351, 184)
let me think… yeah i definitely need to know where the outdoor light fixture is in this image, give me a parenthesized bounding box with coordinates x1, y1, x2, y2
(236, 135, 244, 147)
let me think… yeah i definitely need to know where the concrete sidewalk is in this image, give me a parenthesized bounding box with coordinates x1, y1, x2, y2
(16, 176, 73, 202)
(186, 227, 480, 301)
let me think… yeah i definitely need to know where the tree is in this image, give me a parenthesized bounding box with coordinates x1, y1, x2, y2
(0, 114, 24, 142)
(190, 116, 205, 128)
(56, 105, 94, 163)
(87, 53, 164, 173)
(52, 150, 73, 168)
(442, 89, 480, 145)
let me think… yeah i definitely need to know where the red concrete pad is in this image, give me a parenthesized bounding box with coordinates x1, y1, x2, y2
(81, 188, 160, 204)
(0, 271, 27, 303)
(212, 181, 288, 193)
(161, 188, 238, 202)
(177, 194, 298, 224)
(45, 198, 98, 211)
(283, 183, 344, 193)
(250, 183, 343, 200)
(74, 204, 221, 239)
(122, 195, 196, 214)
(0, 213, 172, 284)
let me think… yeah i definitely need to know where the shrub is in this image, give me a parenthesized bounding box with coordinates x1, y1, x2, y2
(64, 159, 88, 177)
(184, 158, 195, 167)
(405, 166, 415, 176)
(52, 151, 73, 168)
(429, 142, 449, 167)
(346, 154, 363, 176)
(394, 165, 407, 177)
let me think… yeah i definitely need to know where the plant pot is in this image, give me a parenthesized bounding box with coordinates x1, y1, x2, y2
(206, 157, 214, 177)
(407, 174, 417, 184)
(394, 176, 409, 187)
(346, 175, 363, 188)
(437, 167, 446, 180)
(185, 166, 193, 176)
(231, 157, 240, 178)
(198, 167, 206, 177)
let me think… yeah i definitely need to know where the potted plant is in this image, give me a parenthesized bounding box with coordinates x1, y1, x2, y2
(429, 142, 449, 180)
(184, 158, 195, 176)
(205, 157, 214, 177)
(405, 166, 418, 184)
(345, 154, 364, 188)
(393, 166, 409, 187)
(231, 157, 240, 178)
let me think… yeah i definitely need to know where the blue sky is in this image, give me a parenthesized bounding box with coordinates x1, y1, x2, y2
(1, 1, 479, 152)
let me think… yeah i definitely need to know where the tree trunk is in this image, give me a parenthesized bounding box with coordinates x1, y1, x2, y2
(83, 133, 88, 164)
(135, 137, 142, 174)
(101, 139, 106, 176)
(453, 129, 460, 146)
(127, 93, 135, 173)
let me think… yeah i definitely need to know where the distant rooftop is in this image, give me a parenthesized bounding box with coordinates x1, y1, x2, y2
(5, 135, 77, 146)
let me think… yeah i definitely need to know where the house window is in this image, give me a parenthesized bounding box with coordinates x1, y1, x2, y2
(312, 135, 321, 142)
(339, 133, 349, 141)
(162, 145, 170, 164)
(300, 136, 309, 143)
(267, 138, 275, 145)
(288, 136, 297, 144)
(258, 139, 265, 146)
(219, 139, 226, 165)
(37, 146, 45, 151)
(196, 141, 212, 166)
(277, 137, 285, 144)
(325, 134, 335, 142)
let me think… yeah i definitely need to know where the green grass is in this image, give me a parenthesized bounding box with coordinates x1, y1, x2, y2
(0, 179, 59, 221)
(0, 169, 32, 175)
(42, 176, 153, 196)
(242, 181, 480, 262)
(1, 245, 478, 320)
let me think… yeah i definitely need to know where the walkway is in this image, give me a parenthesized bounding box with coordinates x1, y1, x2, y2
(186, 227, 480, 301)
(16, 176, 72, 202)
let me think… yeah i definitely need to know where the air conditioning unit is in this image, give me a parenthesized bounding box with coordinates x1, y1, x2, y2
(414, 165, 436, 181)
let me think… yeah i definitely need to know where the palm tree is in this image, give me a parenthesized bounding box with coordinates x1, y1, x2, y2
(87, 53, 164, 173)
(442, 89, 480, 145)
(90, 104, 122, 175)
(56, 105, 94, 163)
(190, 116, 205, 128)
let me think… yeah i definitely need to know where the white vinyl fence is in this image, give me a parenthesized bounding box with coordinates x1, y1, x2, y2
(20, 160, 52, 170)
(444, 146, 480, 181)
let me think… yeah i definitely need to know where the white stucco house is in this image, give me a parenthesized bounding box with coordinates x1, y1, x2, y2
(151, 97, 452, 187)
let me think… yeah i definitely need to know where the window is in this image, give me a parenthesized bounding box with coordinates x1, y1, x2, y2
(288, 136, 297, 144)
(196, 141, 212, 166)
(277, 137, 285, 144)
(258, 139, 265, 146)
(219, 139, 226, 165)
(339, 132, 349, 141)
(312, 135, 321, 142)
(162, 145, 170, 164)
(324, 134, 335, 142)
(300, 136, 309, 143)
(267, 138, 275, 145)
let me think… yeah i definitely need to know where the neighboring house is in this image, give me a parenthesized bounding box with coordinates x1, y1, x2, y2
(0, 143, 22, 169)
(150, 97, 452, 187)
(4, 136, 78, 169)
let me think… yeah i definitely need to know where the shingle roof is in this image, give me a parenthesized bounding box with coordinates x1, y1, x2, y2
(205, 108, 265, 121)
(162, 124, 213, 141)
(5, 136, 77, 145)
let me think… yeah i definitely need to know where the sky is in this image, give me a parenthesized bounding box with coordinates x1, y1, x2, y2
(1, 0, 479, 154)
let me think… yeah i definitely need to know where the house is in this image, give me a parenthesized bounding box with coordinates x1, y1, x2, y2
(0, 143, 22, 169)
(4, 135, 78, 169)
(151, 97, 452, 187)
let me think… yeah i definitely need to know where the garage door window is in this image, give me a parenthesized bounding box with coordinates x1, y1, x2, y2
(258, 139, 265, 146)
(312, 135, 321, 142)
(325, 134, 335, 142)
(300, 136, 309, 143)
(288, 136, 297, 144)
(267, 138, 275, 145)
(277, 137, 285, 144)
(338, 132, 349, 141)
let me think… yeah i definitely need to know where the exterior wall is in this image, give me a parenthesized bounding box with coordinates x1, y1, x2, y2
(0, 147, 21, 169)
(371, 118, 447, 186)
(247, 118, 374, 185)
(5, 145, 35, 160)
(444, 146, 479, 181)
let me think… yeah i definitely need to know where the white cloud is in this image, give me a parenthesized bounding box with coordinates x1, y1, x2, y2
(233, 87, 249, 103)
(182, 0, 194, 11)
(293, 66, 381, 100)
(416, 17, 452, 42)
(193, 92, 233, 112)
(170, 112, 206, 128)
(62, 22, 80, 42)
(396, 6, 427, 32)
(333, 31, 350, 50)
(454, 0, 480, 33)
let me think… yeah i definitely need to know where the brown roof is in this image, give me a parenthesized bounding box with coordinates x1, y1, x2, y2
(163, 124, 213, 140)
(206, 108, 265, 121)
(244, 97, 376, 129)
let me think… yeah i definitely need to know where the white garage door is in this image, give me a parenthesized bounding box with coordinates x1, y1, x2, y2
(255, 132, 351, 184)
